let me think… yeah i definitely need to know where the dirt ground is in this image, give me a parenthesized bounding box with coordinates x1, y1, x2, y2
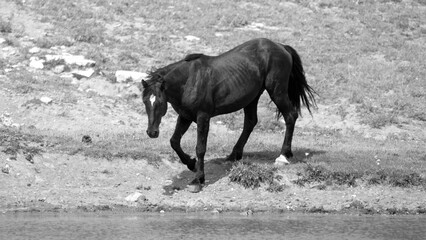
(1, 71, 425, 215)
(1, 0, 426, 215)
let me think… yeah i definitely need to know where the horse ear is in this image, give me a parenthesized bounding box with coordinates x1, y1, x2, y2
(141, 80, 148, 88)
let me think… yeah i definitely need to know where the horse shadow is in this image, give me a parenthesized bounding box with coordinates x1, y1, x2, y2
(163, 157, 234, 195)
(162, 148, 325, 195)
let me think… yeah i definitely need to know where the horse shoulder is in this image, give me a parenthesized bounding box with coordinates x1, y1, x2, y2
(181, 60, 215, 111)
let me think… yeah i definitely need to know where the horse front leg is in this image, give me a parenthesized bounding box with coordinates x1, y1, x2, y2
(170, 115, 196, 172)
(188, 112, 210, 193)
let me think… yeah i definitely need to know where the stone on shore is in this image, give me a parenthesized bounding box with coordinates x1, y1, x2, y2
(115, 70, 148, 83)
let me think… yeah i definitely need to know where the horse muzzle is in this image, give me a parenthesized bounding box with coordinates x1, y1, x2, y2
(146, 130, 159, 138)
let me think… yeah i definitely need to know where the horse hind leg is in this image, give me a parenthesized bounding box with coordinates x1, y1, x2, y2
(267, 87, 298, 165)
(227, 95, 260, 161)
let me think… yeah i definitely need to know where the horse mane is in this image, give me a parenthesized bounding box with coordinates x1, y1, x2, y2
(146, 67, 163, 83)
(143, 54, 205, 93)
(184, 53, 204, 62)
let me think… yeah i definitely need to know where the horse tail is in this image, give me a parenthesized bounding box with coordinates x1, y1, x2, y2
(284, 45, 317, 115)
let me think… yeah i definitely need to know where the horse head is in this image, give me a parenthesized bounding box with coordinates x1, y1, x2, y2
(141, 74, 168, 138)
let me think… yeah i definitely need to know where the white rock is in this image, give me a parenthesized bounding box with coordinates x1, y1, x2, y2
(59, 73, 74, 79)
(1, 164, 10, 174)
(29, 58, 44, 69)
(40, 96, 53, 104)
(125, 192, 143, 202)
(0, 38, 6, 44)
(72, 68, 95, 79)
(28, 47, 41, 54)
(52, 65, 65, 74)
(184, 35, 201, 41)
(34, 175, 45, 184)
(0, 114, 13, 126)
(45, 54, 95, 67)
(115, 70, 148, 83)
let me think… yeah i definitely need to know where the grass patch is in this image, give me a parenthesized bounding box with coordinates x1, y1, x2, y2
(0, 128, 44, 156)
(366, 169, 424, 188)
(293, 164, 360, 187)
(294, 163, 426, 189)
(0, 17, 12, 33)
(35, 37, 74, 48)
(20, 0, 425, 125)
(70, 20, 106, 44)
(229, 162, 285, 192)
(52, 131, 171, 166)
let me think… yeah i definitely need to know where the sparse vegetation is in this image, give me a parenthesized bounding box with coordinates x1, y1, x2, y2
(366, 169, 425, 188)
(0, 17, 12, 33)
(293, 164, 360, 187)
(229, 162, 285, 192)
(0, 128, 44, 156)
(1, 0, 425, 214)
(19, 0, 426, 128)
(294, 163, 426, 189)
(70, 20, 106, 44)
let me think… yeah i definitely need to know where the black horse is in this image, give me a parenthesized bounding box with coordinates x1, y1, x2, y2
(142, 38, 316, 192)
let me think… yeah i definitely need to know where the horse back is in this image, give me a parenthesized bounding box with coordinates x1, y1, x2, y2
(174, 38, 292, 117)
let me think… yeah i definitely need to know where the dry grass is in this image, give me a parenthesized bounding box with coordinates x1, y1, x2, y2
(22, 0, 425, 126)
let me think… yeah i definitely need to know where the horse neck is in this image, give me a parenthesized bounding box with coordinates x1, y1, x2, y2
(163, 62, 190, 106)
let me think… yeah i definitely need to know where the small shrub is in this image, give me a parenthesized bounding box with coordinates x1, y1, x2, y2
(367, 169, 424, 188)
(0, 59, 6, 70)
(229, 15, 249, 28)
(4, 36, 20, 47)
(35, 38, 54, 48)
(348, 200, 365, 210)
(0, 18, 12, 33)
(266, 181, 287, 192)
(364, 113, 398, 129)
(294, 164, 329, 185)
(0, 128, 44, 156)
(229, 162, 277, 189)
(87, 47, 110, 66)
(35, 37, 74, 49)
(294, 164, 360, 187)
(118, 51, 140, 69)
(70, 20, 105, 44)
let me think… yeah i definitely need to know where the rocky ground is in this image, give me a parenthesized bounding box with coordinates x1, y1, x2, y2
(1, 41, 425, 214)
(1, 0, 426, 215)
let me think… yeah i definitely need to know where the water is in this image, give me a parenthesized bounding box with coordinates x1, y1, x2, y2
(1, 212, 426, 240)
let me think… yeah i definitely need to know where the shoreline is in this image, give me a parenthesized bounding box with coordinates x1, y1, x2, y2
(3, 202, 426, 216)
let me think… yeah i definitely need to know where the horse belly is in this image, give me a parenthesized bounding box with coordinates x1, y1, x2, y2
(213, 82, 261, 116)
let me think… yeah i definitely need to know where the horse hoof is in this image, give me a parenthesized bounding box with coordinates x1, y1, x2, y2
(274, 154, 290, 166)
(187, 184, 202, 193)
(226, 153, 242, 161)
